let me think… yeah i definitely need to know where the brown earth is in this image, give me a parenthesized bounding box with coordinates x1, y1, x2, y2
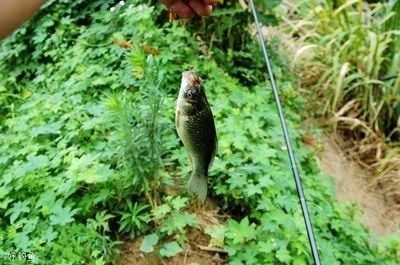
(317, 134, 399, 236)
(120, 200, 228, 265)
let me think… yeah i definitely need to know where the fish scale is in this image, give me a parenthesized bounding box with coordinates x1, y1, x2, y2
(181, 110, 215, 165)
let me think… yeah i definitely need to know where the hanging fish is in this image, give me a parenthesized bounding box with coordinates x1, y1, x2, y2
(175, 71, 217, 202)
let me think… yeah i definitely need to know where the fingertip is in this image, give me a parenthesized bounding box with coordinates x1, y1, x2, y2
(170, 1, 194, 19)
(188, 0, 213, 16)
(180, 9, 195, 19)
(185, 11, 195, 19)
(200, 5, 213, 16)
(203, 0, 218, 5)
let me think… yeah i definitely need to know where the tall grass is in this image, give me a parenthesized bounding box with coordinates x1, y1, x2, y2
(298, 0, 398, 139)
(280, 0, 400, 208)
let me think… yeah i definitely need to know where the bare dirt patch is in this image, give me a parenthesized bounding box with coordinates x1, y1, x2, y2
(317, 134, 399, 236)
(120, 200, 228, 265)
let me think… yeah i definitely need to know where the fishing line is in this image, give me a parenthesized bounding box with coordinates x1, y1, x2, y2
(247, 1, 322, 264)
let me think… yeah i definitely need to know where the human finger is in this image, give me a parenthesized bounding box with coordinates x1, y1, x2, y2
(160, 0, 194, 18)
(202, 0, 218, 5)
(186, 0, 213, 16)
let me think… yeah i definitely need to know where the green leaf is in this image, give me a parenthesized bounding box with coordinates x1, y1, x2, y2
(227, 174, 247, 189)
(30, 122, 62, 137)
(14, 155, 50, 177)
(152, 204, 171, 220)
(226, 217, 256, 244)
(5, 200, 30, 224)
(36, 190, 57, 214)
(0, 198, 13, 210)
(49, 200, 79, 226)
(258, 240, 276, 253)
(160, 212, 198, 235)
(293, 256, 307, 265)
(13, 232, 30, 250)
(159, 241, 182, 257)
(258, 175, 274, 188)
(42, 226, 58, 243)
(170, 196, 188, 210)
(245, 184, 263, 197)
(205, 225, 226, 248)
(140, 233, 159, 253)
(67, 154, 114, 184)
(242, 243, 259, 264)
(276, 248, 291, 263)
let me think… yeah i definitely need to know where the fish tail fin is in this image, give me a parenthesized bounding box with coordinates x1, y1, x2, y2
(188, 173, 208, 203)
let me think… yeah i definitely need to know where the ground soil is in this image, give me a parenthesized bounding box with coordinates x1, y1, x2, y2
(120, 200, 228, 265)
(317, 134, 399, 236)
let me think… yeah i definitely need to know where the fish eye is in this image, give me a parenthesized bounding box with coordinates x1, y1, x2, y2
(187, 90, 196, 99)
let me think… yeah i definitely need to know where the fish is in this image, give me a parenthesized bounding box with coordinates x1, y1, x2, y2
(175, 71, 217, 202)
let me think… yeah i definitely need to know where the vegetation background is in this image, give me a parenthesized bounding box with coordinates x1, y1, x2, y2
(0, 0, 398, 264)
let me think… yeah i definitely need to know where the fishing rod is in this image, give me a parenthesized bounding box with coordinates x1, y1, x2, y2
(247, 1, 322, 264)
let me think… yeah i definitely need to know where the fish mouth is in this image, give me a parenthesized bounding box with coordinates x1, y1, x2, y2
(182, 71, 195, 85)
(182, 71, 202, 88)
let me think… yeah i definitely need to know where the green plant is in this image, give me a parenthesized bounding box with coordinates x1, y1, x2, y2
(118, 201, 150, 238)
(0, 0, 399, 264)
(139, 196, 198, 258)
(0, 1, 165, 263)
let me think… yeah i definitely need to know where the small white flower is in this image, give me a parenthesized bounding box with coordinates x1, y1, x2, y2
(110, 6, 116, 12)
(118, 1, 125, 6)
